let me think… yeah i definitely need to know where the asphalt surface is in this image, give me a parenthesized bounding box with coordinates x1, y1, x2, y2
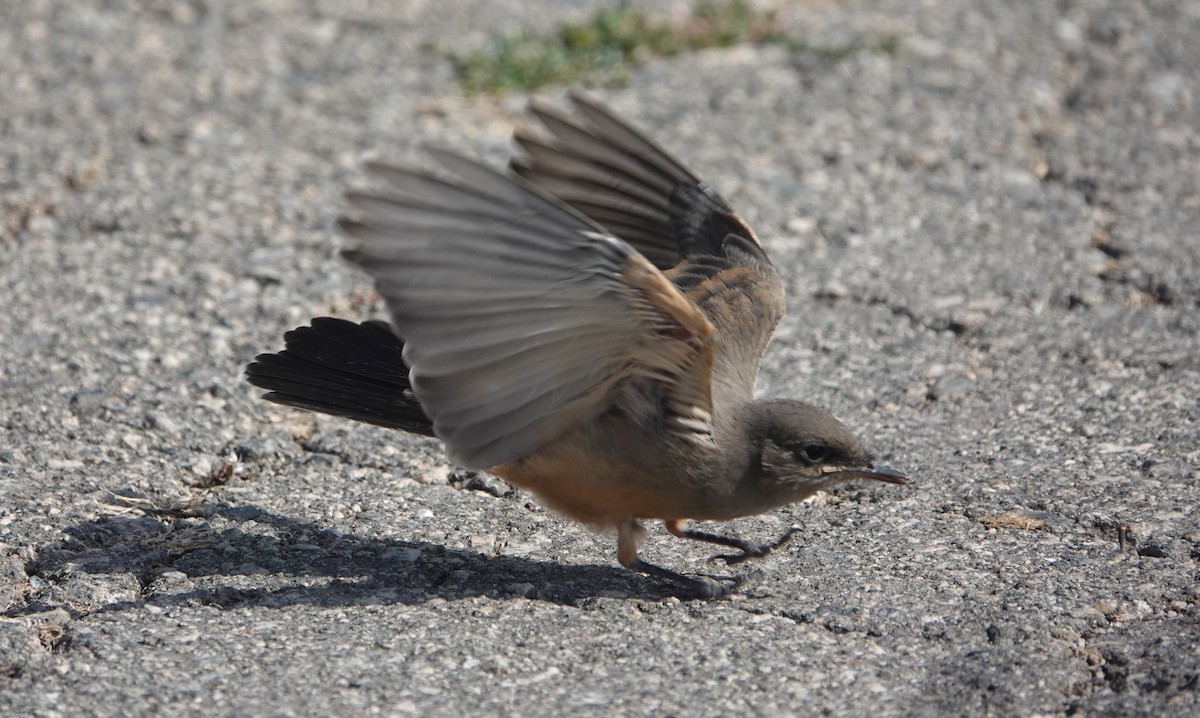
(2, 1, 1198, 716)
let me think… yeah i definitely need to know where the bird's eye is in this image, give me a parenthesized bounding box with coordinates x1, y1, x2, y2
(794, 444, 827, 464)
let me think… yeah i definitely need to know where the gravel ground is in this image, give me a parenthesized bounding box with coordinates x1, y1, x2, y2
(2, 1, 1198, 716)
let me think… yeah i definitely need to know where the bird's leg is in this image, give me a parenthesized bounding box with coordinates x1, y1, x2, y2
(665, 519, 802, 566)
(617, 517, 743, 599)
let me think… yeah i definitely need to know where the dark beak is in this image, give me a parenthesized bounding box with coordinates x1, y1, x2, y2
(825, 463, 908, 485)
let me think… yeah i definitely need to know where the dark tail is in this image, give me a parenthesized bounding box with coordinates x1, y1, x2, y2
(245, 317, 436, 436)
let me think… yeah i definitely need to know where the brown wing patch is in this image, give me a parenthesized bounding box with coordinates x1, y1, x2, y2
(621, 252, 716, 423)
(666, 244, 786, 403)
(625, 253, 714, 343)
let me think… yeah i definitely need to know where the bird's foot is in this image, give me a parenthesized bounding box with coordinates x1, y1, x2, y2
(711, 527, 803, 566)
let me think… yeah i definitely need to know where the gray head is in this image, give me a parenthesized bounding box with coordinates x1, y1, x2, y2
(745, 399, 906, 506)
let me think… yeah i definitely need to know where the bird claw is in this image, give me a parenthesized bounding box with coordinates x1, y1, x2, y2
(709, 527, 803, 565)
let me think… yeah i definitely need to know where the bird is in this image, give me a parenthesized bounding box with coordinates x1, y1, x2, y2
(245, 90, 906, 598)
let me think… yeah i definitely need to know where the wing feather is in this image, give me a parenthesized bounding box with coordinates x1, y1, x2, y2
(341, 152, 715, 469)
(512, 89, 762, 269)
(511, 91, 786, 405)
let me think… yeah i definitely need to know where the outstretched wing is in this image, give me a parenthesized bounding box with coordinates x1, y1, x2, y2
(340, 150, 716, 469)
(512, 89, 763, 271)
(511, 90, 785, 400)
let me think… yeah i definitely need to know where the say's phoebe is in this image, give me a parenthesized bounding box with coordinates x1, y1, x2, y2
(246, 91, 905, 597)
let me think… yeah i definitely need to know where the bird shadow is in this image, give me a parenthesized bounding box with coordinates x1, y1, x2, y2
(17, 500, 696, 615)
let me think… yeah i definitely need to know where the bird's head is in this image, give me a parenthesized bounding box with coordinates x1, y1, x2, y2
(748, 399, 906, 504)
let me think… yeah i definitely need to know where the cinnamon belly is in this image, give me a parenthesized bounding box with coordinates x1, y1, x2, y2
(489, 449, 706, 528)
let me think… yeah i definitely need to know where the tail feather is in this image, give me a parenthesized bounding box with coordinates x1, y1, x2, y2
(245, 317, 436, 436)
